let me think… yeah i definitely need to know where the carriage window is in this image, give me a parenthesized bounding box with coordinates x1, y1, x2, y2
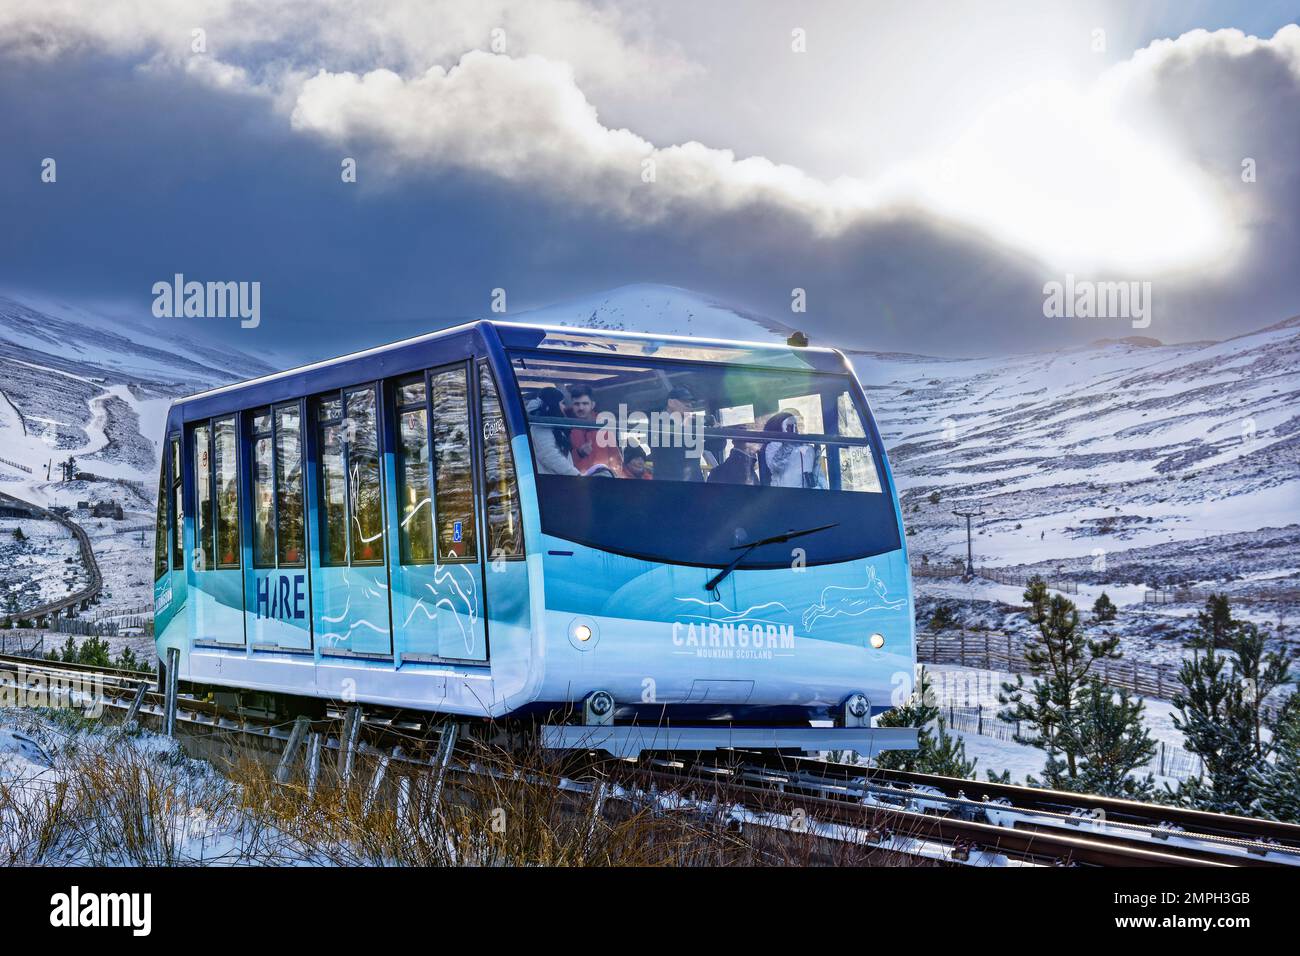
(396, 375, 434, 564)
(170, 436, 183, 570)
(509, 351, 884, 493)
(154, 455, 169, 581)
(194, 424, 212, 571)
(251, 411, 276, 568)
(275, 403, 306, 566)
(479, 363, 523, 558)
(836, 392, 882, 493)
(346, 386, 384, 564)
(431, 366, 477, 561)
(316, 388, 384, 567)
(213, 416, 241, 568)
(318, 417, 347, 566)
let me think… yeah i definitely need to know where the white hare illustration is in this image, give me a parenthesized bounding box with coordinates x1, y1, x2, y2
(802, 566, 905, 630)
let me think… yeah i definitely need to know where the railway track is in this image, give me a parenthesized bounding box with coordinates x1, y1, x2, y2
(3, 652, 1298, 868)
(0, 491, 104, 628)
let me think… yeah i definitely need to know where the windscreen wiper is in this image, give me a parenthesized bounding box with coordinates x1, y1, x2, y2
(704, 522, 839, 593)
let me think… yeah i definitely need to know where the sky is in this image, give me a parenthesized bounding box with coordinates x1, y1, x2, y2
(1, 0, 1297, 359)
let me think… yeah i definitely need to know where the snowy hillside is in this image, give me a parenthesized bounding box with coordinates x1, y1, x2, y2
(511, 283, 800, 343)
(857, 318, 1300, 586)
(0, 293, 275, 505)
(0, 293, 275, 617)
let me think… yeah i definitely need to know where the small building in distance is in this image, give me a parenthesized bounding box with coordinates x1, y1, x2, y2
(90, 501, 124, 520)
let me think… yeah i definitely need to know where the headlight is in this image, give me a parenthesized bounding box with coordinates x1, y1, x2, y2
(869, 633, 885, 649)
(568, 617, 599, 650)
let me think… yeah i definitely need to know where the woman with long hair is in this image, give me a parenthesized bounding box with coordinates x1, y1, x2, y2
(759, 410, 817, 488)
(526, 387, 579, 475)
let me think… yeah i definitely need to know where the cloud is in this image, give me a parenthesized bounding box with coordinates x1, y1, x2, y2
(289, 51, 894, 234)
(0, 0, 694, 97)
(285, 23, 1300, 282)
(0, 4, 1296, 354)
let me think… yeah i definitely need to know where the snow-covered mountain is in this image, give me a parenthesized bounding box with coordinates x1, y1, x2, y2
(856, 318, 1300, 578)
(0, 292, 275, 503)
(509, 283, 800, 342)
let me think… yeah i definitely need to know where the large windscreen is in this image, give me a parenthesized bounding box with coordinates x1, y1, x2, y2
(510, 353, 883, 492)
(508, 349, 901, 569)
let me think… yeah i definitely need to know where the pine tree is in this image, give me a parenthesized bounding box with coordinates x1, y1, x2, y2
(1171, 597, 1291, 814)
(76, 635, 113, 668)
(1230, 621, 1290, 761)
(999, 593, 1121, 782)
(1189, 593, 1235, 650)
(927, 604, 957, 631)
(1023, 575, 1049, 626)
(1092, 591, 1117, 623)
(1171, 642, 1256, 812)
(876, 670, 977, 778)
(1247, 694, 1300, 823)
(1054, 678, 1156, 798)
(49, 634, 79, 663)
(920, 718, 978, 779)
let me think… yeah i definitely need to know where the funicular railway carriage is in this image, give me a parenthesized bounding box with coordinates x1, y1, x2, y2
(153, 322, 918, 756)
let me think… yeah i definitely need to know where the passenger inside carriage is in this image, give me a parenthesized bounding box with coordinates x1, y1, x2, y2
(648, 385, 703, 483)
(707, 433, 761, 485)
(525, 386, 579, 476)
(620, 444, 652, 479)
(565, 383, 623, 475)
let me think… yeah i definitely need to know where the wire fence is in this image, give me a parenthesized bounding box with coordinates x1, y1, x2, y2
(916, 628, 1287, 721)
(0, 629, 45, 657)
(1143, 586, 1300, 606)
(940, 703, 1205, 781)
(912, 563, 1078, 595)
(89, 603, 153, 622)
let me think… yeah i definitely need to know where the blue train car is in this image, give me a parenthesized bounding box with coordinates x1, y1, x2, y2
(152, 321, 918, 756)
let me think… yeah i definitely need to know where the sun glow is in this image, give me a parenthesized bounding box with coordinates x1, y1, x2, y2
(906, 82, 1239, 275)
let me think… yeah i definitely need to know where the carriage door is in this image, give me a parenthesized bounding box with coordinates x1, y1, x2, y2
(310, 386, 393, 660)
(390, 364, 488, 662)
(474, 362, 529, 658)
(246, 403, 312, 652)
(190, 417, 246, 647)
